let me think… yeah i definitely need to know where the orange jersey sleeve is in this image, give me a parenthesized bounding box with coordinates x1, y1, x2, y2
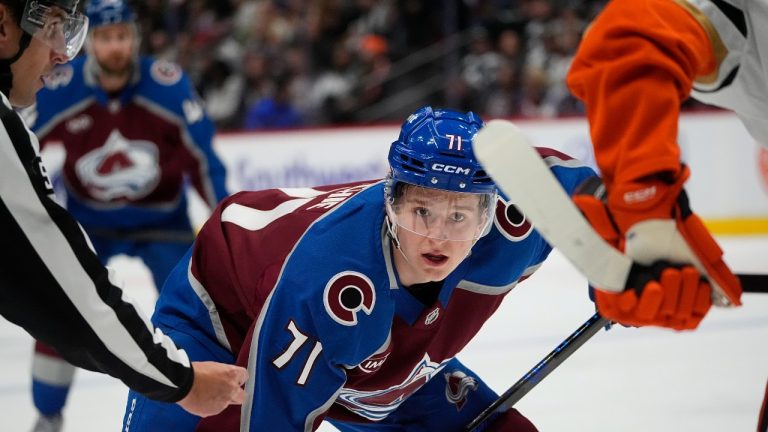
(566, 0, 718, 187)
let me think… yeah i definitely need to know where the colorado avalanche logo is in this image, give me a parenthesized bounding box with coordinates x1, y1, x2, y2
(75, 129, 160, 201)
(494, 197, 533, 241)
(337, 354, 448, 421)
(323, 271, 375, 326)
(444, 370, 478, 411)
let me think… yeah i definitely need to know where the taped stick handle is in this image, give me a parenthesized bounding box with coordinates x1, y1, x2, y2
(464, 313, 610, 432)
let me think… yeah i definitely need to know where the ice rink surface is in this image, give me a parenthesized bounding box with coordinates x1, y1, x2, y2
(0, 236, 766, 432)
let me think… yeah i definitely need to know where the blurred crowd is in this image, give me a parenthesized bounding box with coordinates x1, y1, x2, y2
(131, 0, 702, 131)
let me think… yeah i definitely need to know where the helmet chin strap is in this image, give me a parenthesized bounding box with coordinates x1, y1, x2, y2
(0, 32, 32, 98)
(385, 216, 410, 263)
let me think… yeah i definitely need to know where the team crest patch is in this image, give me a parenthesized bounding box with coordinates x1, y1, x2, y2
(494, 196, 533, 241)
(150, 60, 182, 86)
(44, 65, 74, 90)
(444, 370, 478, 411)
(323, 271, 375, 326)
(75, 129, 160, 201)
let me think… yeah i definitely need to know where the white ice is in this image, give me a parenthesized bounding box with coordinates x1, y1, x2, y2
(0, 236, 766, 431)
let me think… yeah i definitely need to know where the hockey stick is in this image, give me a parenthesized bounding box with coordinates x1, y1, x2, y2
(473, 120, 738, 306)
(464, 313, 610, 432)
(740, 273, 768, 294)
(462, 275, 764, 432)
(462, 276, 766, 432)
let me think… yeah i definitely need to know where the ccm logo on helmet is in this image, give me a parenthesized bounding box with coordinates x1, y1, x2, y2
(323, 271, 376, 326)
(431, 163, 471, 175)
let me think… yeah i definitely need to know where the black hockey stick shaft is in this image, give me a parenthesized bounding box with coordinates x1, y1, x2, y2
(739, 273, 768, 294)
(464, 313, 610, 432)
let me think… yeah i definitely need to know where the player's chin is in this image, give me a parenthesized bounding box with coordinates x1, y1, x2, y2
(418, 257, 454, 279)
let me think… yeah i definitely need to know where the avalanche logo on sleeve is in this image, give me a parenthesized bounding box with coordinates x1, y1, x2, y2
(444, 370, 478, 411)
(494, 196, 533, 241)
(150, 60, 182, 86)
(323, 271, 375, 326)
(75, 129, 160, 201)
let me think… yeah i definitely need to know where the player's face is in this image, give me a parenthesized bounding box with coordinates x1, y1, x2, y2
(9, 27, 68, 107)
(390, 187, 483, 286)
(90, 23, 135, 75)
(392, 225, 476, 286)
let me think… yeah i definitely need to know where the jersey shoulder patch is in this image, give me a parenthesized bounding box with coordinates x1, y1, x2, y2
(149, 59, 183, 86)
(323, 271, 376, 326)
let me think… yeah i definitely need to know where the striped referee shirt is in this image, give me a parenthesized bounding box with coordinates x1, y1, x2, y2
(0, 92, 193, 402)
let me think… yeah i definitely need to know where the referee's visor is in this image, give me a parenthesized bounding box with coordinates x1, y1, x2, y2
(20, 1, 89, 61)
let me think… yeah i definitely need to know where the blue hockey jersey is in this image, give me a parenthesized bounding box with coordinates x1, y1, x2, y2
(28, 55, 227, 230)
(153, 147, 594, 431)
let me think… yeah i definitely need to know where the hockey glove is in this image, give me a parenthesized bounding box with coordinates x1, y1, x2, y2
(573, 166, 742, 330)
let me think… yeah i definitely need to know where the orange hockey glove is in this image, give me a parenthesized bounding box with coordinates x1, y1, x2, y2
(573, 167, 742, 330)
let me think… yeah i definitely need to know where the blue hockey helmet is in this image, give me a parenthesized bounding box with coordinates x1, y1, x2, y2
(385, 106, 497, 242)
(388, 106, 495, 194)
(85, 0, 136, 28)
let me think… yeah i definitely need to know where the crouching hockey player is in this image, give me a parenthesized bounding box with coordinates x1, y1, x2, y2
(121, 106, 597, 431)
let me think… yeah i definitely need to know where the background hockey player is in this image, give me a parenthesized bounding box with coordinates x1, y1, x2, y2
(120, 106, 597, 431)
(24, 0, 229, 430)
(565, 0, 762, 429)
(0, 0, 246, 431)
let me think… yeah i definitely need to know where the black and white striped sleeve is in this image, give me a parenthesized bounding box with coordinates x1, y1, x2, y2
(0, 98, 193, 402)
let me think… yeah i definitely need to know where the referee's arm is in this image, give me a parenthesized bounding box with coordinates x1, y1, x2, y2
(0, 102, 193, 402)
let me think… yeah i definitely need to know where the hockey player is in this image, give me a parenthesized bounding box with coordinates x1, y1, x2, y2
(0, 0, 246, 430)
(120, 106, 597, 431)
(25, 0, 229, 430)
(565, 0, 762, 429)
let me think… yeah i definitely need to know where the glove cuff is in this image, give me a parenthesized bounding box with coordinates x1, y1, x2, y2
(606, 166, 690, 232)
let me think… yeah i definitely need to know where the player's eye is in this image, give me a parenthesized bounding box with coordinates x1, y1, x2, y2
(415, 207, 430, 217)
(449, 212, 466, 223)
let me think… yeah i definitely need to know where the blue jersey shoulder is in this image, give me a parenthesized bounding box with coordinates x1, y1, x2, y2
(134, 56, 207, 126)
(463, 148, 596, 289)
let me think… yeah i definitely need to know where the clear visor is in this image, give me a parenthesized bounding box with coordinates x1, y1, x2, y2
(386, 184, 496, 242)
(21, 3, 89, 61)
